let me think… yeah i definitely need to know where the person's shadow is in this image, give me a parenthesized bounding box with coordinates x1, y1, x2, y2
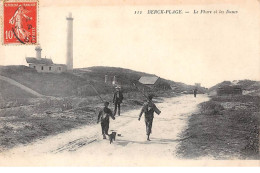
(116, 137, 180, 146)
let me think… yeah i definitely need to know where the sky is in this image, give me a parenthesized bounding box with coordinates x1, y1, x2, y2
(1, 0, 260, 88)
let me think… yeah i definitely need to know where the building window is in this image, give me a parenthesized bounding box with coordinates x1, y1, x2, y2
(41, 66, 44, 70)
(58, 67, 61, 71)
(49, 67, 51, 71)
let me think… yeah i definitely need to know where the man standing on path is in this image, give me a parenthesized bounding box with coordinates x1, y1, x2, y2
(97, 102, 115, 139)
(113, 86, 124, 116)
(138, 94, 161, 141)
(193, 88, 198, 98)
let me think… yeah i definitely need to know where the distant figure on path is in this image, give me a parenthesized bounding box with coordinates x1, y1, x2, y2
(138, 94, 161, 141)
(113, 86, 124, 116)
(194, 88, 198, 98)
(97, 102, 115, 139)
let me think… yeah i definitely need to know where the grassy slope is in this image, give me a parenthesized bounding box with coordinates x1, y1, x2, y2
(0, 80, 36, 109)
(0, 66, 176, 97)
(76, 66, 172, 91)
(209, 80, 260, 92)
(177, 95, 260, 159)
(0, 66, 92, 97)
(0, 80, 36, 101)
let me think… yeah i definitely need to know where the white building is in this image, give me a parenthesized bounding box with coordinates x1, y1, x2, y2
(26, 13, 73, 73)
(26, 46, 67, 73)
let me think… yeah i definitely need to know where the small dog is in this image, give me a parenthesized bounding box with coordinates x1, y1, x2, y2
(109, 132, 117, 144)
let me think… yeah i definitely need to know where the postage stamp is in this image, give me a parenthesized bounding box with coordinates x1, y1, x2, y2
(3, 0, 38, 45)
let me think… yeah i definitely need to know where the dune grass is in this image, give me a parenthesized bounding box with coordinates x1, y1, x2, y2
(177, 95, 260, 159)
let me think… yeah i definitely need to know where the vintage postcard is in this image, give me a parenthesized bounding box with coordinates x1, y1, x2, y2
(0, 0, 259, 166)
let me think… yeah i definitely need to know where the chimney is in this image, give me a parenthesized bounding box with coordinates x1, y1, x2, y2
(112, 76, 117, 86)
(66, 12, 73, 71)
(35, 46, 42, 59)
(105, 75, 108, 83)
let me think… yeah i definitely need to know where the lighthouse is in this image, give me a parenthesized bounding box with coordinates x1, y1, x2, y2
(66, 13, 73, 71)
(35, 46, 42, 59)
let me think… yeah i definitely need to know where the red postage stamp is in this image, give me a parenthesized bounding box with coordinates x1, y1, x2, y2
(3, 0, 38, 45)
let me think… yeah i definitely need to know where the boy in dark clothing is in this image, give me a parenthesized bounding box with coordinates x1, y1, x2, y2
(194, 88, 198, 98)
(138, 94, 161, 141)
(97, 102, 115, 139)
(113, 86, 124, 116)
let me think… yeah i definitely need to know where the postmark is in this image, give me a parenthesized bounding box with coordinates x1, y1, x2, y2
(3, 0, 38, 45)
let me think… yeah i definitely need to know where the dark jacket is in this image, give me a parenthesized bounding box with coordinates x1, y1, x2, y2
(113, 90, 123, 104)
(97, 107, 114, 123)
(139, 101, 160, 119)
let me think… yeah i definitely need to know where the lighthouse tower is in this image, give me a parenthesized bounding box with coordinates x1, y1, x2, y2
(66, 13, 73, 71)
(35, 46, 42, 59)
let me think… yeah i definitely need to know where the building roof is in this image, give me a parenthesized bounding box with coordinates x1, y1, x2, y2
(139, 76, 159, 85)
(54, 64, 67, 66)
(26, 57, 53, 65)
(218, 85, 242, 90)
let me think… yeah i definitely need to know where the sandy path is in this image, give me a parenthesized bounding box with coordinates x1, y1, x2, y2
(0, 94, 209, 166)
